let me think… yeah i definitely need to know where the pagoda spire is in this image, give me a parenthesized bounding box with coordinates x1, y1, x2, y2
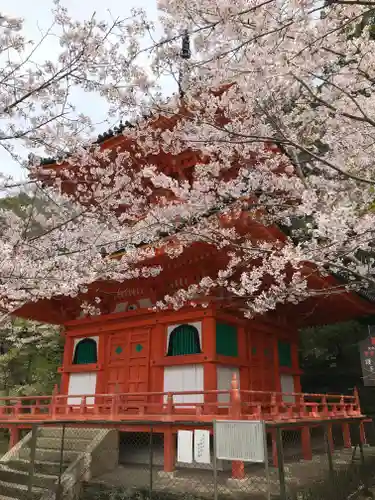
(178, 29, 191, 98)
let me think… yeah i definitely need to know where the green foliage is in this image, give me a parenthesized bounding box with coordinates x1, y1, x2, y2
(300, 320, 367, 368)
(300, 320, 368, 396)
(0, 319, 63, 397)
(348, 11, 375, 41)
(0, 193, 34, 215)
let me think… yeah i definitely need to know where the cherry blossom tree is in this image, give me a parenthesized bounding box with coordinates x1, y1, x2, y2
(0, 1, 157, 314)
(2, 0, 375, 319)
(0, 319, 61, 396)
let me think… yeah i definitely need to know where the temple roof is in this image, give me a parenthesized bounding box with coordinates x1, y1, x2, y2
(36, 119, 138, 166)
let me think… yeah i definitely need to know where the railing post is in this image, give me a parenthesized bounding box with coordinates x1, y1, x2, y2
(311, 401, 318, 418)
(51, 385, 58, 420)
(80, 396, 86, 416)
(271, 393, 279, 419)
(110, 394, 118, 420)
(287, 405, 293, 419)
(298, 394, 306, 418)
(229, 373, 241, 419)
(322, 395, 328, 417)
(255, 403, 262, 419)
(354, 386, 362, 415)
(166, 393, 174, 416)
(14, 400, 22, 418)
(347, 400, 354, 416)
(340, 395, 347, 417)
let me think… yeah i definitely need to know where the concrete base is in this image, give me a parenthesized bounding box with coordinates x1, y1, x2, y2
(226, 474, 279, 496)
(157, 471, 177, 479)
(227, 477, 250, 487)
(157, 471, 199, 483)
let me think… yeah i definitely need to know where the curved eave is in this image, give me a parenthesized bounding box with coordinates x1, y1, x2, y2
(33, 105, 196, 178)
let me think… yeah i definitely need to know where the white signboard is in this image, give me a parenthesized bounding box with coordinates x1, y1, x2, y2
(177, 430, 193, 463)
(194, 429, 210, 464)
(215, 420, 266, 463)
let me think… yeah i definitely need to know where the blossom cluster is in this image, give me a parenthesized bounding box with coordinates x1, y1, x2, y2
(1, 0, 375, 319)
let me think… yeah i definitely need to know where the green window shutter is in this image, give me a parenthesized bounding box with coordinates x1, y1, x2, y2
(167, 324, 201, 356)
(216, 323, 238, 357)
(278, 341, 292, 368)
(73, 339, 98, 365)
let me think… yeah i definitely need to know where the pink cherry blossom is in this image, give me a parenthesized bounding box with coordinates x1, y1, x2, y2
(1, 0, 375, 319)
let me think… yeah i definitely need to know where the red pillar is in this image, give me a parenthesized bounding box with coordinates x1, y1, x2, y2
(8, 426, 20, 450)
(204, 364, 217, 409)
(163, 427, 175, 473)
(202, 316, 217, 410)
(232, 461, 245, 479)
(301, 426, 312, 460)
(95, 333, 106, 394)
(149, 323, 165, 407)
(59, 334, 73, 395)
(342, 422, 351, 448)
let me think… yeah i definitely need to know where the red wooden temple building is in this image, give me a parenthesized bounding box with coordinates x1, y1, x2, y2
(1, 106, 374, 476)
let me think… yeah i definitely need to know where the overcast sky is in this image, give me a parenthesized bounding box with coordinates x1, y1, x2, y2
(0, 0, 169, 182)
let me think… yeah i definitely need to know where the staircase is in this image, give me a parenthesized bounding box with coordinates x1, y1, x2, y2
(0, 426, 119, 500)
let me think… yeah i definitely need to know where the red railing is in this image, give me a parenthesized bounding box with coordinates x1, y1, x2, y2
(0, 385, 362, 424)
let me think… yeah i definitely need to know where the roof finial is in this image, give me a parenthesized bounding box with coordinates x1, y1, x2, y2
(181, 29, 191, 59)
(179, 29, 191, 98)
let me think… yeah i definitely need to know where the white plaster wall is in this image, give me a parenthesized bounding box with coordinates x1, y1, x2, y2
(217, 366, 240, 404)
(67, 372, 97, 405)
(280, 374, 295, 403)
(164, 365, 204, 406)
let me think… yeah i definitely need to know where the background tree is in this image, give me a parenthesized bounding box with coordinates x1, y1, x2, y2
(0, 319, 62, 397)
(300, 319, 375, 414)
(0, 187, 62, 397)
(300, 320, 366, 392)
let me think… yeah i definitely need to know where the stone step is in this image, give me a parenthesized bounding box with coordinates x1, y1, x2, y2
(0, 480, 46, 500)
(0, 495, 21, 500)
(0, 468, 57, 489)
(4, 460, 68, 477)
(18, 447, 79, 463)
(31, 437, 91, 451)
(38, 427, 98, 440)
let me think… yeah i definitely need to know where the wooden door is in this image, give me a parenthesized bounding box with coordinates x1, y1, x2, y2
(106, 328, 150, 399)
(127, 329, 150, 401)
(107, 332, 129, 394)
